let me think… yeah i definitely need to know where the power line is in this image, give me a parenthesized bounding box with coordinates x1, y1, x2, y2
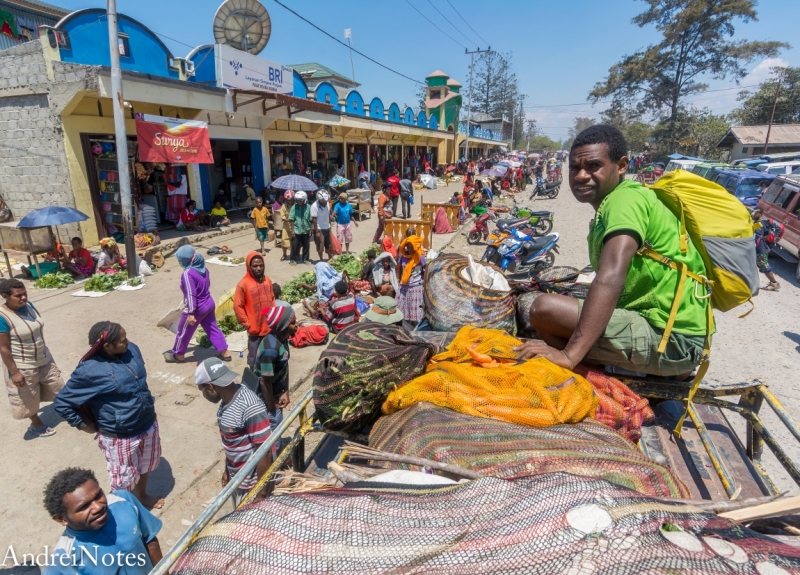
(271, 0, 424, 84)
(445, 0, 490, 47)
(404, 0, 469, 50)
(425, 0, 477, 48)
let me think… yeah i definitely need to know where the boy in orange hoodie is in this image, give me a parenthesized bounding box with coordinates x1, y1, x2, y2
(234, 252, 275, 367)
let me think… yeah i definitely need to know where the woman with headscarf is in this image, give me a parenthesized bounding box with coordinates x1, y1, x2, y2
(313, 261, 342, 304)
(396, 235, 426, 325)
(96, 237, 125, 273)
(164, 246, 231, 363)
(371, 252, 399, 297)
(381, 236, 398, 260)
(433, 206, 453, 234)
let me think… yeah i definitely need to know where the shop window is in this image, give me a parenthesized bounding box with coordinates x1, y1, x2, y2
(118, 34, 131, 58)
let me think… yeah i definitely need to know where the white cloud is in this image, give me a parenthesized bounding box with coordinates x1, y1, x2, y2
(743, 57, 789, 85)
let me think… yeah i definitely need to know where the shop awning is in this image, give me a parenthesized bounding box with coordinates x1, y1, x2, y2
(135, 113, 213, 164)
(231, 89, 334, 116)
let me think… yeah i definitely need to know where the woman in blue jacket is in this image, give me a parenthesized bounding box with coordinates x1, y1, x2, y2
(53, 321, 164, 509)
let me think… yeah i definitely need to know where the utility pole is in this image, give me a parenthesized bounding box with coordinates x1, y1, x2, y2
(344, 29, 355, 82)
(463, 46, 489, 162)
(526, 119, 536, 152)
(107, 0, 137, 278)
(763, 77, 783, 156)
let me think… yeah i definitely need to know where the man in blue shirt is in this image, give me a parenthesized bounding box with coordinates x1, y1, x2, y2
(43, 467, 162, 574)
(332, 193, 359, 254)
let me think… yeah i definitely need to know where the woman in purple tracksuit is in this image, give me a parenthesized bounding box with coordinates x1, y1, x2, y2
(163, 246, 231, 363)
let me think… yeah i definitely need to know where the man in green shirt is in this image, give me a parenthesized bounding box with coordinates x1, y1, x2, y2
(515, 125, 710, 377)
(288, 191, 312, 265)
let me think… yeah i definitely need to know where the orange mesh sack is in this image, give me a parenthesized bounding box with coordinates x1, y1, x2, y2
(383, 326, 598, 428)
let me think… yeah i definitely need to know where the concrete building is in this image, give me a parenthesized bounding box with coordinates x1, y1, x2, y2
(718, 124, 800, 160)
(0, 8, 505, 245)
(290, 62, 358, 100)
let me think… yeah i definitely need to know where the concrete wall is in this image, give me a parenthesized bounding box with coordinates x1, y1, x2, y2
(0, 40, 99, 241)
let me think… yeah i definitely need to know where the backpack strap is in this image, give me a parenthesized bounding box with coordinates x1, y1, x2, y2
(637, 244, 714, 437)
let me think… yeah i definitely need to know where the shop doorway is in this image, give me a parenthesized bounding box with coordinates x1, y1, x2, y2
(268, 142, 311, 183)
(346, 144, 367, 183)
(316, 142, 344, 185)
(205, 139, 265, 210)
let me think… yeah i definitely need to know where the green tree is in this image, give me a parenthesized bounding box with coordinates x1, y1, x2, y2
(651, 107, 729, 159)
(730, 66, 800, 125)
(563, 117, 596, 149)
(600, 103, 654, 153)
(527, 135, 561, 152)
(416, 83, 428, 112)
(589, 0, 787, 145)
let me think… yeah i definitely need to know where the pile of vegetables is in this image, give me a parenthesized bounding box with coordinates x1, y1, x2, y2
(359, 243, 381, 261)
(34, 271, 74, 290)
(219, 256, 245, 264)
(85, 272, 128, 292)
(329, 254, 361, 277)
(281, 271, 316, 304)
(196, 314, 246, 347)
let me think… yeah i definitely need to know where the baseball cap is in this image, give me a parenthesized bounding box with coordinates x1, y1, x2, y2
(195, 357, 238, 387)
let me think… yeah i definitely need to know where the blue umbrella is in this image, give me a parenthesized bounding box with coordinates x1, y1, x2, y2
(270, 174, 318, 192)
(17, 206, 89, 228)
(480, 169, 505, 178)
(325, 175, 351, 188)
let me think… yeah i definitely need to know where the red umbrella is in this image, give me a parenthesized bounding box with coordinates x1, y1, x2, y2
(446, 165, 456, 172)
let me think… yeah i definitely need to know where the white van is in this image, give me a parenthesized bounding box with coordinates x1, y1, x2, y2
(756, 161, 800, 175)
(664, 159, 702, 173)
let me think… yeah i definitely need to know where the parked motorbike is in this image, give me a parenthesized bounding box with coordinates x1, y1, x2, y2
(510, 200, 555, 236)
(496, 231, 560, 276)
(467, 211, 496, 244)
(529, 178, 562, 200)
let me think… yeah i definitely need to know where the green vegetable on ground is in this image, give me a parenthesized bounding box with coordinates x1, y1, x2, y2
(126, 276, 143, 287)
(282, 271, 317, 304)
(34, 271, 75, 290)
(330, 254, 361, 278)
(359, 243, 381, 261)
(84, 272, 128, 292)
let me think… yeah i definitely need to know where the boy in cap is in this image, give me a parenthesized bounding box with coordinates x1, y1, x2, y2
(254, 304, 299, 442)
(195, 358, 273, 508)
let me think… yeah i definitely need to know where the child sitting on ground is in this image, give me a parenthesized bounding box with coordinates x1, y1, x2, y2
(323, 281, 359, 333)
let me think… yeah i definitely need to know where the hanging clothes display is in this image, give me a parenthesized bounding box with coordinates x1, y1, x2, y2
(166, 174, 188, 196)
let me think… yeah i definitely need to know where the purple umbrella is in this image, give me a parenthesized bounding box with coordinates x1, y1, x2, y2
(270, 174, 318, 191)
(480, 169, 505, 178)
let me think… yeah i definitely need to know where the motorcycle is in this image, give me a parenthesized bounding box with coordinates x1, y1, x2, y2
(466, 211, 496, 244)
(496, 231, 560, 276)
(529, 177, 562, 200)
(510, 200, 554, 236)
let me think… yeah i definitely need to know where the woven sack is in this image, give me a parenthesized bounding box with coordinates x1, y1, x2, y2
(313, 323, 436, 431)
(423, 253, 516, 334)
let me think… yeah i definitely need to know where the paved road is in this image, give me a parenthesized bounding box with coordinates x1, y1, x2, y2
(0, 179, 464, 565)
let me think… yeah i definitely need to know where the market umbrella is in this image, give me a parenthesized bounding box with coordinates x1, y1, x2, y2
(418, 174, 437, 189)
(325, 175, 351, 188)
(479, 168, 506, 178)
(446, 165, 456, 172)
(270, 174, 318, 192)
(17, 206, 89, 228)
(508, 161, 522, 168)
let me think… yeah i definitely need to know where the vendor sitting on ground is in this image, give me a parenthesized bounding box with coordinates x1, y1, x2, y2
(179, 200, 205, 232)
(96, 238, 125, 273)
(370, 252, 398, 297)
(210, 201, 230, 227)
(515, 125, 710, 379)
(65, 236, 93, 278)
(322, 281, 359, 333)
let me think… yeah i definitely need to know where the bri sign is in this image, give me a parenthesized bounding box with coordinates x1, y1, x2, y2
(135, 114, 213, 164)
(216, 43, 293, 95)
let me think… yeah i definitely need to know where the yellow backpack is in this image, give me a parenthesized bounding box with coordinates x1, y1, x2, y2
(640, 169, 758, 435)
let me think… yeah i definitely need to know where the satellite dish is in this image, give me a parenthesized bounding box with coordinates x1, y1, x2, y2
(213, 0, 271, 55)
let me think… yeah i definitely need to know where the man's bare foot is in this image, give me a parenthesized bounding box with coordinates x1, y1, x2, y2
(139, 493, 165, 509)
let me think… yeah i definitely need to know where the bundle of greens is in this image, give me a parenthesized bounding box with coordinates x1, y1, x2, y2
(330, 254, 361, 278)
(34, 271, 75, 289)
(282, 271, 316, 304)
(195, 314, 246, 347)
(126, 276, 144, 287)
(84, 272, 128, 292)
(218, 256, 246, 264)
(359, 243, 381, 261)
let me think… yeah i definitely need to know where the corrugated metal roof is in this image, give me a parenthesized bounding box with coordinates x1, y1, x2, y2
(289, 62, 355, 85)
(0, 0, 64, 52)
(718, 124, 800, 147)
(4, 0, 67, 17)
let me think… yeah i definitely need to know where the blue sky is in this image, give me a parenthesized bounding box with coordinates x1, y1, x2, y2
(57, 0, 800, 140)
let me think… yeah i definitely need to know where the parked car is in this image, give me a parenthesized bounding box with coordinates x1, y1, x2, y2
(756, 174, 800, 279)
(664, 159, 702, 173)
(706, 168, 775, 207)
(755, 161, 800, 175)
(691, 162, 731, 179)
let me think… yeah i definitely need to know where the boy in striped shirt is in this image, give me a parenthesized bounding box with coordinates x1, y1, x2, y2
(323, 281, 359, 333)
(195, 358, 273, 508)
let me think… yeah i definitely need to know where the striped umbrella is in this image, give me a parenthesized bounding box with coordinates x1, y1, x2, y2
(270, 174, 318, 191)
